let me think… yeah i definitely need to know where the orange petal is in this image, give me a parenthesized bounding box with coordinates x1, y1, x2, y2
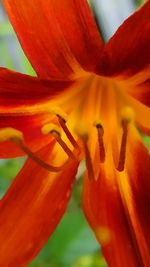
(97, 1, 150, 78)
(4, 0, 103, 79)
(0, 143, 79, 267)
(0, 67, 74, 108)
(83, 132, 150, 266)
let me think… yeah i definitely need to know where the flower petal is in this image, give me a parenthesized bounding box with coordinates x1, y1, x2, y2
(0, 67, 74, 108)
(83, 130, 150, 266)
(127, 94, 150, 136)
(0, 67, 75, 158)
(97, 1, 150, 78)
(4, 0, 103, 79)
(125, 79, 150, 108)
(0, 143, 79, 267)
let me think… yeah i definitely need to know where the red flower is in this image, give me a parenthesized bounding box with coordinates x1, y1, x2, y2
(0, 0, 150, 266)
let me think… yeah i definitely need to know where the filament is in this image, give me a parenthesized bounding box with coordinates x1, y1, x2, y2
(50, 130, 76, 160)
(12, 138, 68, 172)
(83, 141, 95, 180)
(57, 115, 79, 150)
(95, 123, 105, 163)
(117, 120, 128, 172)
(0, 126, 78, 172)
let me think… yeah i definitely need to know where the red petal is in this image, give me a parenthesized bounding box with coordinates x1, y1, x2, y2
(97, 1, 150, 78)
(83, 132, 150, 266)
(4, 0, 103, 79)
(125, 79, 150, 108)
(125, 135, 150, 265)
(0, 67, 74, 108)
(127, 94, 150, 136)
(0, 143, 79, 267)
(0, 68, 76, 158)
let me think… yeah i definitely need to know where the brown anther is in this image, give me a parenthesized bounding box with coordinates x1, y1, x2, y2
(57, 115, 79, 150)
(57, 114, 66, 124)
(96, 123, 105, 163)
(117, 120, 128, 172)
(50, 129, 61, 138)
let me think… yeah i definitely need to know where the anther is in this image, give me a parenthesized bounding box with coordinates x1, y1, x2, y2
(54, 108, 68, 123)
(0, 127, 24, 143)
(42, 123, 76, 160)
(117, 120, 128, 172)
(57, 115, 79, 150)
(0, 127, 68, 172)
(94, 122, 105, 163)
(42, 123, 61, 136)
(120, 106, 135, 124)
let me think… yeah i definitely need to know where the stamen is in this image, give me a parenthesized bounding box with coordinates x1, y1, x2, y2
(0, 127, 67, 172)
(42, 123, 76, 160)
(117, 120, 128, 172)
(53, 108, 68, 123)
(117, 107, 135, 172)
(74, 122, 94, 179)
(57, 115, 79, 149)
(83, 141, 95, 180)
(120, 106, 135, 123)
(51, 130, 76, 160)
(42, 123, 61, 136)
(0, 127, 24, 142)
(95, 122, 105, 163)
(14, 138, 65, 172)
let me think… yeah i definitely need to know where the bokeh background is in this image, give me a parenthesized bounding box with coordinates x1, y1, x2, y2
(0, 1, 147, 267)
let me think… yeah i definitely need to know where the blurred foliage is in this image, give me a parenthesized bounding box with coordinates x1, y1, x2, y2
(143, 135, 150, 151)
(138, 0, 145, 5)
(0, 158, 24, 198)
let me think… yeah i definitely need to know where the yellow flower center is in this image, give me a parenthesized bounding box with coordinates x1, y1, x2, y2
(0, 73, 136, 179)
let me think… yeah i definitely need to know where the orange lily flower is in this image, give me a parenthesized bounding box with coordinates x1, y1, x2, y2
(0, 0, 150, 266)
